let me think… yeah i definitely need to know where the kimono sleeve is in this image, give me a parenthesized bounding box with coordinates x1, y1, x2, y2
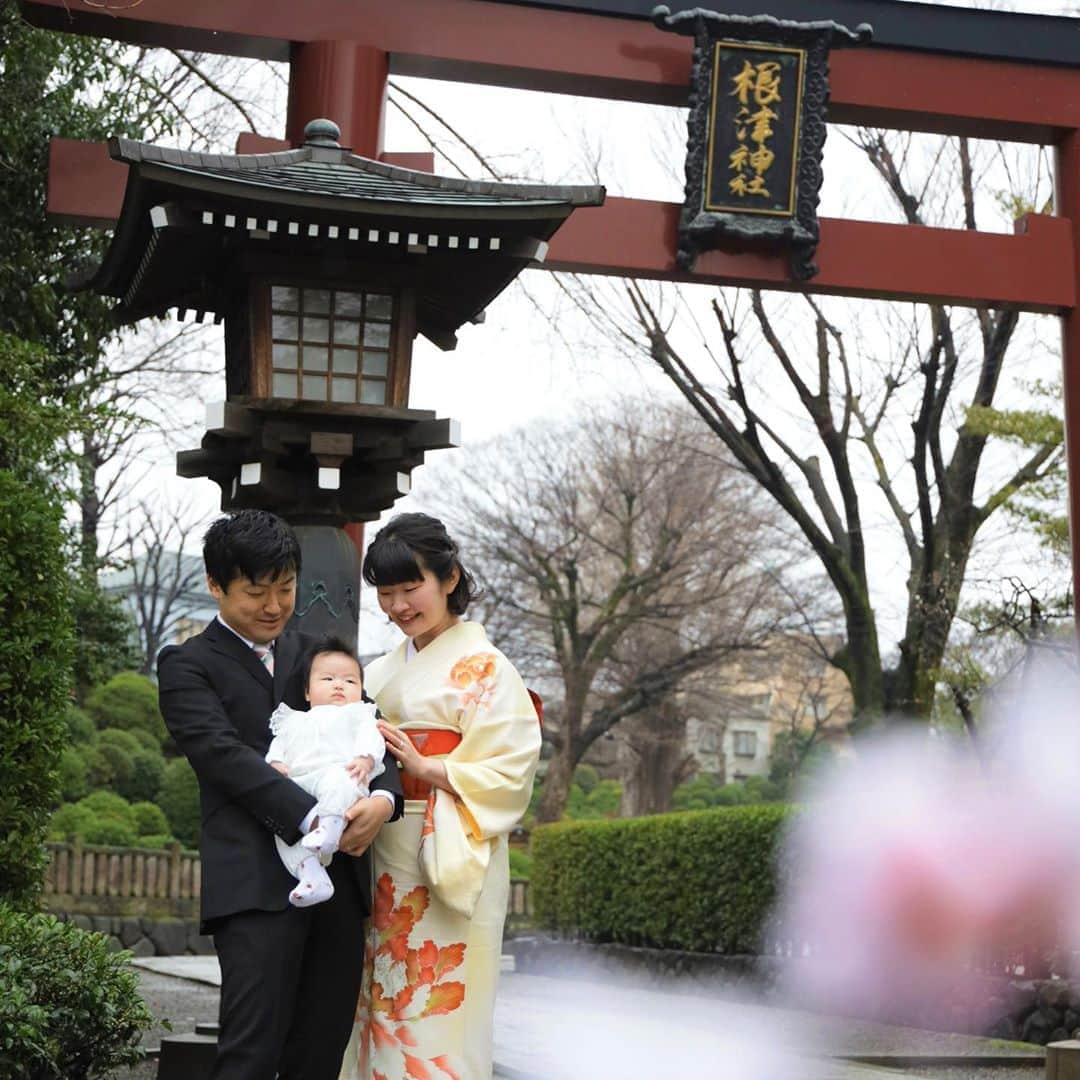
(420, 650, 541, 918)
(443, 651, 541, 841)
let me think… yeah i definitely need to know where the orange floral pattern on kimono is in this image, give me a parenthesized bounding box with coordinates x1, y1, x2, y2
(447, 652, 498, 711)
(357, 873, 466, 1080)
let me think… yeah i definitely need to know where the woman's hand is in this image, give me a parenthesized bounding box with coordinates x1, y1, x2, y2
(378, 721, 425, 777)
(378, 721, 459, 796)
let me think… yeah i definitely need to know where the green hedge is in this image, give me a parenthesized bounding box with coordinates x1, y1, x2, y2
(532, 803, 792, 954)
(0, 472, 72, 909)
(0, 904, 152, 1077)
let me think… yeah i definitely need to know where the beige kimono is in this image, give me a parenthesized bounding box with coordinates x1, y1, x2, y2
(340, 621, 541, 1080)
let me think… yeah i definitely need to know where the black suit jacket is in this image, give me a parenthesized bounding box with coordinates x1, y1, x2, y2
(157, 620, 403, 929)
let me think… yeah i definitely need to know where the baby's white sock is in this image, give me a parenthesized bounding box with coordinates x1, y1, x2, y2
(300, 813, 346, 858)
(289, 855, 334, 908)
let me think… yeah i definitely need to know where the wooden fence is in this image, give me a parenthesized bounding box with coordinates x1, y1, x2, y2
(43, 840, 201, 918)
(43, 840, 532, 921)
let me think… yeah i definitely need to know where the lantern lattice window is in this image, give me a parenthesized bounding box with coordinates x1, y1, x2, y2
(269, 285, 393, 405)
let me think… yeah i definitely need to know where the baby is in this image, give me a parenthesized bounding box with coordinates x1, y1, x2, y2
(266, 638, 385, 907)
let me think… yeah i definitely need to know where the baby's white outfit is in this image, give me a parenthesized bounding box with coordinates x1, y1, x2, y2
(265, 701, 385, 891)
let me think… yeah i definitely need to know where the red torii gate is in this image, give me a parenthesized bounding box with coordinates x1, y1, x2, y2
(22, 0, 1080, 597)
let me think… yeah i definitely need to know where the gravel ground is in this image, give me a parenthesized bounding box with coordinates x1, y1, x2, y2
(107, 969, 219, 1080)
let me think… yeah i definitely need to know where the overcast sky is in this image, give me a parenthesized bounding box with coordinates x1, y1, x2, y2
(109, 0, 1074, 655)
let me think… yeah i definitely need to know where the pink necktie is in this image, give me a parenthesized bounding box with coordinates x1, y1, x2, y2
(254, 644, 274, 676)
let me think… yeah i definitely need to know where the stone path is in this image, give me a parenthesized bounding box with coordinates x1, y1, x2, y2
(130, 957, 1043, 1079)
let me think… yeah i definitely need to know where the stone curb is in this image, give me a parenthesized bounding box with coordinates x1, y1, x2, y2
(840, 1053, 1044, 1068)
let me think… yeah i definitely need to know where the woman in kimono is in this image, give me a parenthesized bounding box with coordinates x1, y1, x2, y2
(340, 513, 541, 1080)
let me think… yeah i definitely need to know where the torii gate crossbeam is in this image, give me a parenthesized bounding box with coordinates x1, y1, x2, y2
(20, 0, 1080, 608)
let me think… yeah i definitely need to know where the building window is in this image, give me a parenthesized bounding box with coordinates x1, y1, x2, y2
(269, 285, 392, 405)
(733, 730, 757, 757)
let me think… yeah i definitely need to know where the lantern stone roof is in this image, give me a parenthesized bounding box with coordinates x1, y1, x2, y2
(83, 119, 605, 348)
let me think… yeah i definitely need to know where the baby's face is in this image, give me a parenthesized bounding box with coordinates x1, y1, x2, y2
(307, 652, 364, 707)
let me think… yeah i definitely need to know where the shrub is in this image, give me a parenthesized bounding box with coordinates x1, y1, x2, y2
(135, 834, 176, 850)
(96, 728, 142, 756)
(93, 737, 134, 788)
(128, 728, 162, 754)
(48, 803, 95, 842)
(532, 803, 792, 954)
(572, 763, 600, 795)
(125, 749, 165, 803)
(48, 792, 149, 848)
(672, 773, 786, 811)
(78, 789, 133, 825)
(85, 672, 167, 746)
(79, 745, 114, 790)
(130, 801, 168, 837)
(64, 706, 96, 746)
(0, 469, 72, 909)
(509, 849, 533, 880)
(95, 729, 165, 802)
(57, 747, 89, 803)
(82, 818, 138, 847)
(566, 778, 622, 819)
(158, 757, 200, 848)
(0, 904, 152, 1077)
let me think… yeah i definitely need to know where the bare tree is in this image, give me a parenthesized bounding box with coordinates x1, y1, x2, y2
(429, 399, 790, 822)
(563, 131, 1062, 726)
(115, 498, 207, 672)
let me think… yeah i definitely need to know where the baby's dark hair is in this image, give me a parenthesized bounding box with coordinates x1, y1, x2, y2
(362, 512, 478, 615)
(203, 509, 301, 590)
(302, 636, 365, 693)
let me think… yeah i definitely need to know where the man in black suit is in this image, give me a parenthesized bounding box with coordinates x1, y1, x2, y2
(158, 509, 402, 1079)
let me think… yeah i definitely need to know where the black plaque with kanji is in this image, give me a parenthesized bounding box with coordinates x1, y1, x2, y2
(653, 6, 872, 280)
(707, 43, 803, 216)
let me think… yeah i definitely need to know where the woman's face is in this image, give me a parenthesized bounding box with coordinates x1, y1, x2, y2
(376, 563, 460, 650)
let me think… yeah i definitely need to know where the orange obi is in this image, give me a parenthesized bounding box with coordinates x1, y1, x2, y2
(399, 729, 463, 801)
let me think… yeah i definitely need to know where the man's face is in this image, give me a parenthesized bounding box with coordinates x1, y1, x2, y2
(208, 569, 297, 645)
(306, 651, 364, 707)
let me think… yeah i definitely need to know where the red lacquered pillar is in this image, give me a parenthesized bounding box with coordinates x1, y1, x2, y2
(287, 44, 390, 564)
(1055, 128, 1080, 621)
(287, 42, 388, 158)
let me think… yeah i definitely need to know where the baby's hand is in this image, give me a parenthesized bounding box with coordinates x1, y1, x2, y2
(269, 760, 290, 777)
(346, 754, 374, 783)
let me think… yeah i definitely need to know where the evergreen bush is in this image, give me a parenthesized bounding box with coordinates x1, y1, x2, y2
(0, 904, 152, 1077)
(130, 801, 168, 837)
(0, 467, 72, 909)
(85, 672, 167, 746)
(135, 833, 176, 851)
(126, 749, 165, 802)
(532, 803, 792, 954)
(82, 818, 138, 848)
(509, 849, 533, 880)
(48, 803, 95, 843)
(64, 706, 96, 746)
(78, 745, 114, 790)
(57, 747, 89, 803)
(158, 757, 200, 847)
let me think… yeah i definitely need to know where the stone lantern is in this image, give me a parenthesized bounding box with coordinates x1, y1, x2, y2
(81, 119, 604, 640)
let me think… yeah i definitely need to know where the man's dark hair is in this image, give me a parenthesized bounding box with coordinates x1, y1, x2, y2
(203, 510, 302, 590)
(302, 636, 366, 697)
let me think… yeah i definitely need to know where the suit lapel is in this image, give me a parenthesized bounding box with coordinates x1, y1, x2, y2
(203, 619, 273, 690)
(272, 631, 300, 703)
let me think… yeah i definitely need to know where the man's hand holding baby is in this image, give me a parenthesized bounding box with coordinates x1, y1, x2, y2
(269, 760, 290, 777)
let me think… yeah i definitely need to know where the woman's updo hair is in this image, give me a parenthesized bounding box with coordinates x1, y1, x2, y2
(362, 513, 478, 616)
